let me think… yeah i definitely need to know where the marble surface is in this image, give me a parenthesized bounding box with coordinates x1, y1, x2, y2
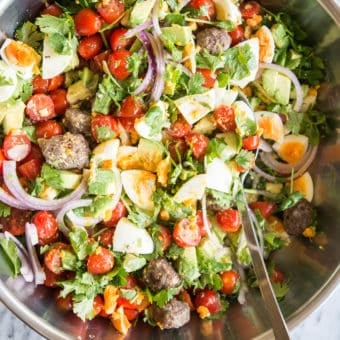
(0, 284, 339, 340)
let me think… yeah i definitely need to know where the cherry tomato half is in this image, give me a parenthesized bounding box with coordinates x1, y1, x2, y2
(196, 210, 211, 237)
(102, 200, 127, 227)
(229, 25, 245, 46)
(216, 208, 241, 233)
(194, 289, 221, 315)
(44, 243, 69, 275)
(240, 1, 261, 19)
(32, 75, 49, 94)
(33, 210, 59, 245)
(123, 308, 139, 321)
(91, 115, 119, 142)
(213, 105, 236, 132)
(242, 135, 260, 150)
(107, 49, 131, 80)
(50, 88, 68, 115)
(74, 8, 102, 36)
(48, 74, 65, 92)
(157, 225, 172, 252)
(17, 158, 42, 180)
(188, 0, 216, 20)
(98, 228, 115, 247)
(173, 218, 201, 247)
(167, 116, 192, 139)
(117, 95, 144, 118)
(185, 133, 209, 159)
(36, 120, 63, 139)
(196, 68, 217, 88)
(87, 247, 115, 275)
(110, 28, 134, 51)
(249, 201, 276, 218)
(220, 270, 240, 295)
(78, 34, 103, 60)
(3, 130, 31, 162)
(26, 93, 56, 122)
(96, 0, 125, 24)
(41, 3, 63, 16)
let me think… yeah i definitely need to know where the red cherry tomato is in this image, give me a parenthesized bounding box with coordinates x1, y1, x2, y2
(91, 50, 110, 73)
(44, 243, 69, 275)
(3, 130, 31, 161)
(124, 275, 137, 289)
(87, 247, 115, 275)
(240, 1, 261, 19)
(271, 267, 285, 283)
(249, 201, 276, 218)
(117, 296, 138, 310)
(108, 49, 131, 80)
(17, 158, 42, 180)
(97, 0, 125, 24)
(0, 149, 5, 175)
(0, 208, 32, 236)
(92, 295, 105, 317)
(41, 3, 63, 16)
(36, 120, 63, 139)
(123, 308, 139, 321)
(188, 0, 216, 20)
(74, 8, 102, 36)
(50, 88, 68, 115)
(32, 211, 59, 245)
(196, 210, 211, 237)
(102, 200, 127, 227)
(118, 117, 137, 132)
(26, 93, 56, 122)
(196, 68, 217, 88)
(220, 270, 240, 294)
(98, 228, 115, 247)
(91, 114, 119, 142)
(216, 208, 241, 233)
(78, 34, 103, 60)
(110, 28, 134, 51)
(213, 105, 236, 132)
(229, 25, 245, 46)
(48, 74, 65, 92)
(173, 218, 201, 248)
(20, 143, 43, 163)
(56, 293, 73, 312)
(168, 138, 188, 163)
(242, 135, 260, 150)
(194, 289, 221, 315)
(167, 117, 192, 138)
(44, 267, 61, 287)
(32, 75, 49, 94)
(185, 133, 209, 159)
(157, 225, 172, 251)
(117, 96, 144, 118)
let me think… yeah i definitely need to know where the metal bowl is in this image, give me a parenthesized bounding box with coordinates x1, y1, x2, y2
(0, 1, 339, 339)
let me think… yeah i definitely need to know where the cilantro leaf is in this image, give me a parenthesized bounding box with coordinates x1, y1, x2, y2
(69, 228, 98, 260)
(235, 149, 255, 169)
(15, 21, 44, 50)
(187, 72, 205, 95)
(40, 164, 64, 190)
(145, 286, 182, 308)
(196, 50, 226, 71)
(0, 237, 21, 277)
(127, 52, 145, 78)
(206, 188, 233, 209)
(144, 105, 170, 137)
(0, 202, 11, 218)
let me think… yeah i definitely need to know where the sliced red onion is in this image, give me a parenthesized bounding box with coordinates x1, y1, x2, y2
(253, 164, 279, 182)
(0, 187, 31, 210)
(124, 21, 152, 38)
(146, 32, 165, 102)
(3, 160, 87, 211)
(260, 62, 304, 112)
(25, 223, 46, 285)
(152, 1, 162, 36)
(133, 31, 156, 95)
(0, 232, 33, 282)
(259, 138, 273, 153)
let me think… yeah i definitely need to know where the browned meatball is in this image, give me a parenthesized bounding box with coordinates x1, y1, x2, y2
(283, 198, 314, 235)
(38, 132, 90, 170)
(143, 258, 181, 292)
(63, 108, 91, 137)
(149, 299, 190, 329)
(196, 27, 231, 55)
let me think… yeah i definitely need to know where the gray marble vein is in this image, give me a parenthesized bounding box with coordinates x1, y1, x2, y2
(0, 284, 339, 340)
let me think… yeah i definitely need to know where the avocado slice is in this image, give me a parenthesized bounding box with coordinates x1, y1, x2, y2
(262, 69, 291, 105)
(129, 0, 156, 26)
(161, 25, 193, 46)
(1, 101, 25, 134)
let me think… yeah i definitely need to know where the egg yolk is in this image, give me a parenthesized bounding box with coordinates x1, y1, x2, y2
(5, 41, 40, 74)
(278, 141, 306, 163)
(258, 115, 284, 143)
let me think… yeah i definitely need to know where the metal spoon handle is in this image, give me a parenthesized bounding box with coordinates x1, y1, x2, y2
(238, 193, 290, 340)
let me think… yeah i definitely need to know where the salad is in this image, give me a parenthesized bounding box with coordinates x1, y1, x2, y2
(0, 0, 329, 335)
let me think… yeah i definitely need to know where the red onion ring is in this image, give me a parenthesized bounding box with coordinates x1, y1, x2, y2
(258, 138, 273, 153)
(0, 187, 31, 210)
(0, 232, 33, 282)
(124, 21, 152, 38)
(152, 1, 162, 36)
(25, 223, 45, 285)
(3, 161, 87, 211)
(260, 63, 304, 112)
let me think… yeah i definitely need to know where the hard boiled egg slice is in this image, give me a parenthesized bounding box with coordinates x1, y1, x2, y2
(253, 25, 275, 63)
(255, 111, 284, 143)
(121, 169, 156, 211)
(0, 39, 40, 79)
(233, 100, 257, 137)
(273, 134, 309, 164)
(91, 138, 120, 167)
(291, 172, 314, 202)
(174, 174, 207, 203)
(0, 60, 17, 102)
(113, 217, 154, 254)
(212, 0, 242, 25)
(206, 158, 233, 193)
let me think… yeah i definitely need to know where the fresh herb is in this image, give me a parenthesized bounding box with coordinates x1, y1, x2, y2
(145, 286, 182, 308)
(235, 149, 255, 169)
(69, 228, 98, 260)
(15, 21, 44, 50)
(0, 237, 21, 277)
(206, 188, 233, 209)
(127, 52, 145, 78)
(196, 50, 226, 71)
(0, 202, 11, 218)
(187, 72, 205, 95)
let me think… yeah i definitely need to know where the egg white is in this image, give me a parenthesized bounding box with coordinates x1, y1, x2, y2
(0, 60, 18, 102)
(254, 25, 275, 63)
(255, 111, 284, 143)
